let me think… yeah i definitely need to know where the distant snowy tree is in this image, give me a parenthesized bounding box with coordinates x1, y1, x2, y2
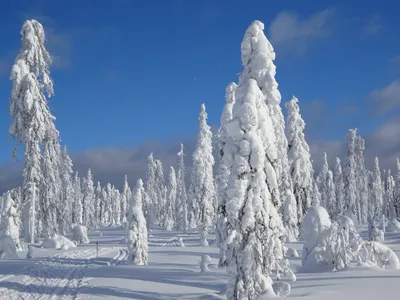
(370, 158, 384, 223)
(0, 192, 21, 250)
(100, 186, 108, 226)
(9, 19, 57, 243)
(311, 180, 321, 207)
(190, 104, 215, 246)
(176, 144, 188, 232)
(94, 182, 103, 228)
(317, 153, 329, 209)
(112, 186, 121, 225)
(216, 82, 237, 267)
(145, 153, 156, 228)
(73, 172, 83, 225)
(121, 175, 131, 225)
(127, 179, 148, 265)
(326, 170, 336, 219)
(333, 158, 344, 218)
(285, 96, 313, 224)
(164, 166, 177, 231)
(355, 135, 368, 223)
(395, 158, 400, 218)
(154, 159, 166, 225)
(82, 169, 95, 229)
(58, 146, 74, 235)
(224, 21, 286, 300)
(106, 183, 113, 225)
(343, 129, 359, 221)
(384, 170, 395, 219)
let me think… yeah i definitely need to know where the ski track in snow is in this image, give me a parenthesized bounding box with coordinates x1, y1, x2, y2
(0, 248, 115, 300)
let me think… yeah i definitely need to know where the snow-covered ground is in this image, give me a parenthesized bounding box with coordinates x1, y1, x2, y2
(0, 227, 398, 299)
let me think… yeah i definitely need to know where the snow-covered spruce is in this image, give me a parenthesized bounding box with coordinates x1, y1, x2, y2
(369, 157, 384, 224)
(355, 135, 368, 223)
(0, 191, 21, 250)
(333, 158, 344, 218)
(71, 224, 90, 244)
(285, 96, 313, 225)
(73, 172, 83, 225)
(121, 175, 131, 225)
(59, 146, 74, 235)
(9, 19, 58, 243)
(82, 169, 95, 229)
(384, 170, 395, 219)
(127, 179, 148, 265)
(224, 21, 288, 299)
(189, 104, 215, 246)
(164, 166, 177, 231)
(176, 144, 188, 232)
(317, 153, 329, 209)
(216, 82, 237, 267)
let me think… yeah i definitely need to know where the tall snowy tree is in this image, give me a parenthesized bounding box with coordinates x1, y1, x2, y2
(9, 20, 57, 242)
(189, 104, 215, 246)
(145, 153, 157, 228)
(121, 175, 131, 225)
(58, 146, 74, 235)
(317, 153, 329, 209)
(82, 169, 95, 229)
(343, 129, 359, 222)
(94, 182, 103, 228)
(127, 179, 148, 265)
(311, 180, 321, 206)
(216, 82, 237, 267)
(333, 157, 344, 218)
(176, 144, 188, 232)
(224, 21, 285, 299)
(370, 157, 384, 223)
(285, 96, 313, 224)
(355, 135, 368, 223)
(395, 158, 400, 218)
(106, 183, 113, 225)
(100, 186, 108, 226)
(326, 170, 336, 219)
(384, 170, 395, 219)
(154, 159, 166, 225)
(164, 166, 177, 231)
(112, 186, 121, 225)
(73, 172, 83, 225)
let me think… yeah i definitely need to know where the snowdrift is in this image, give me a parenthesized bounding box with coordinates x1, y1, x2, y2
(41, 234, 77, 250)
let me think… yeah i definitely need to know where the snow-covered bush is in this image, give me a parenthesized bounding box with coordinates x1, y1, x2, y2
(0, 192, 21, 250)
(361, 241, 400, 270)
(386, 218, 400, 232)
(71, 224, 90, 244)
(200, 254, 212, 272)
(272, 281, 291, 297)
(41, 234, 76, 250)
(26, 244, 33, 258)
(286, 247, 299, 258)
(0, 235, 19, 259)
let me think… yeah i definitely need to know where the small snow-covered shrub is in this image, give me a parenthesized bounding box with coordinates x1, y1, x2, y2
(361, 241, 400, 270)
(177, 237, 185, 247)
(386, 218, 400, 233)
(0, 235, 18, 259)
(272, 281, 291, 297)
(26, 245, 33, 258)
(286, 247, 299, 258)
(370, 227, 384, 242)
(41, 234, 76, 250)
(71, 224, 90, 244)
(200, 254, 212, 272)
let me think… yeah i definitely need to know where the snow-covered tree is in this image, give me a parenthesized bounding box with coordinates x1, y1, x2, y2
(100, 186, 108, 226)
(384, 170, 396, 219)
(164, 166, 177, 231)
(145, 153, 156, 228)
(370, 158, 384, 223)
(0, 192, 21, 250)
(189, 104, 215, 246)
(311, 180, 321, 206)
(106, 183, 113, 225)
(127, 179, 148, 265)
(58, 146, 74, 235)
(395, 158, 400, 218)
(73, 172, 83, 225)
(333, 158, 344, 218)
(216, 82, 237, 267)
(121, 175, 131, 225)
(326, 170, 336, 219)
(112, 186, 121, 225)
(285, 96, 313, 224)
(343, 129, 359, 221)
(176, 144, 188, 232)
(317, 153, 329, 209)
(224, 21, 285, 299)
(355, 135, 368, 223)
(9, 20, 56, 243)
(82, 169, 95, 229)
(154, 159, 166, 225)
(94, 182, 102, 228)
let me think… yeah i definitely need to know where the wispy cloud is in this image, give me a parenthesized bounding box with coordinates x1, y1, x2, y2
(362, 14, 383, 37)
(268, 8, 334, 56)
(369, 80, 400, 117)
(390, 55, 400, 64)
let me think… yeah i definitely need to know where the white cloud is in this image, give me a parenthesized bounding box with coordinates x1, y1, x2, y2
(363, 14, 383, 36)
(369, 80, 400, 116)
(268, 9, 334, 55)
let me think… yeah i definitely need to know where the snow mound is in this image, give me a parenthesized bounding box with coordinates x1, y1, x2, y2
(71, 224, 90, 244)
(41, 234, 77, 250)
(272, 281, 291, 297)
(200, 254, 212, 273)
(386, 219, 400, 233)
(362, 241, 400, 270)
(0, 235, 19, 259)
(286, 247, 299, 258)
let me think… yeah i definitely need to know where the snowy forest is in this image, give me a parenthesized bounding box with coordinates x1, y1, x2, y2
(1, 18, 400, 300)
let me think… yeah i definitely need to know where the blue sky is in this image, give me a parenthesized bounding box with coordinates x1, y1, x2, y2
(0, 0, 399, 188)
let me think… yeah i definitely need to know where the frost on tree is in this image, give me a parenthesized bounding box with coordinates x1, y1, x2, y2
(343, 129, 359, 222)
(216, 82, 236, 267)
(164, 166, 177, 231)
(121, 175, 131, 225)
(127, 179, 148, 266)
(176, 144, 188, 232)
(285, 96, 313, 224)
(190, 104, 215, 246)
(333, 158, 344, 218)
(9, 19, 57, 243)
(224, 21, 287, 299)
(0, 192, 21, 250)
